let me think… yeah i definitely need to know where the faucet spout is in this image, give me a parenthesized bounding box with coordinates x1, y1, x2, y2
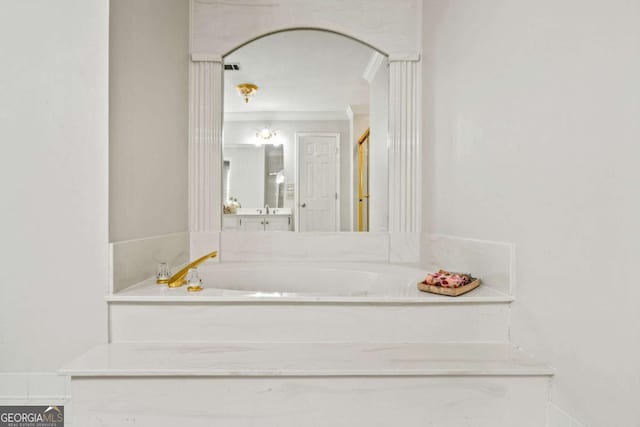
(167, 250, 218, 288)
(265, 204, 270, 214)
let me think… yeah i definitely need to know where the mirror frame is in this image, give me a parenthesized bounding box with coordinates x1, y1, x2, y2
(188, 2, 421, 261)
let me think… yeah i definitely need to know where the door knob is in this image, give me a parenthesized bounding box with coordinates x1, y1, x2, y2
(301, 203, 306, 208)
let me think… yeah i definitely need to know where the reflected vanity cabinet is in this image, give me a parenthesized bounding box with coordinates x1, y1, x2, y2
(223, 214, 292, 232)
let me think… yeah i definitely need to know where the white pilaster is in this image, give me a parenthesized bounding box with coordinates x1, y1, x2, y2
(388, 58, 421, 233)
(189, 60, 223, 232)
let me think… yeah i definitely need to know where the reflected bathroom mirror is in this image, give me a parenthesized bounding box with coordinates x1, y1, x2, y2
(222, 29, 389, 232)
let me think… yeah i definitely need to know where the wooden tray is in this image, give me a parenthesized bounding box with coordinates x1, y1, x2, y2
(417, 278, 481, 297)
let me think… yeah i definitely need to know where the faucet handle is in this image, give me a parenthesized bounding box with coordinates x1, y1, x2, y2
(156, 262, 170, 284)
(186, 268, 203, 292)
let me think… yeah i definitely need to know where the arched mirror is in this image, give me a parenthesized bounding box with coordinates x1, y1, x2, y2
(221, 30, 389, 233)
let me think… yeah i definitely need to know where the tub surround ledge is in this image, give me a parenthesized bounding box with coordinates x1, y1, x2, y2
(107, 277, 513, 304)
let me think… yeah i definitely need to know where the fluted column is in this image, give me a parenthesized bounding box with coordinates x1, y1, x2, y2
(189, 59, 223, 232)
(388, 57, 421, 233)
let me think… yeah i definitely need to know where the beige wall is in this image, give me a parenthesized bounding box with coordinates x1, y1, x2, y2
(422, 0, 640, 425)
(109, 0, 189, 242)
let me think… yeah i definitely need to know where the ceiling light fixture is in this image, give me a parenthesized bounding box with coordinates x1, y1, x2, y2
(236, 83, 258, 103)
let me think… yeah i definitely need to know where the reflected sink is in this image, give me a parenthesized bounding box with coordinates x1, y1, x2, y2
(235, 208, 292, 216)
(268, 208, 292, 216)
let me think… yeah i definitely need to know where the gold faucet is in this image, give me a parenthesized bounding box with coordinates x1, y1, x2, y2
(167, 250, 218, 288)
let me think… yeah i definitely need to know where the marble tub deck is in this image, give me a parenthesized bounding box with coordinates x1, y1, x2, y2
(108, 277, 514, 304)
(107, 270, 515, 343)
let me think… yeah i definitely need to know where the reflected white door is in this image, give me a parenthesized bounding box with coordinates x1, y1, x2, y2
(297, 133, 340, 232)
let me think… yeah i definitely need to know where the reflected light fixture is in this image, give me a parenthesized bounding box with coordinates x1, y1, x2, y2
(236, 83, 258, 103)
(256, 127, 277, 141)
(254, 127, 280, 147)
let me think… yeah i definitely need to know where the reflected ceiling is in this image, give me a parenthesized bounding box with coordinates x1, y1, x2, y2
(224, 30, 374, 113)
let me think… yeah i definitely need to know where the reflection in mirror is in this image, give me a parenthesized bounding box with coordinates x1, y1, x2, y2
(265, 144, 285, 209)
(222, 30, 388, 232)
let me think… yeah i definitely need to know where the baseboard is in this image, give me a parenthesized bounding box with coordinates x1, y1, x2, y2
(0, 372, 69, 403)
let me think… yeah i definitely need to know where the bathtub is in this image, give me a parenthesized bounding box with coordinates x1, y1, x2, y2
(109, 261, 510, 303)
(113, 262, 433, 301)
(194, 262, 428, 298)
(108, 261, 511, 343)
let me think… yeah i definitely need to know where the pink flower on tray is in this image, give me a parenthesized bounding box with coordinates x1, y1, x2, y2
(424, 271, 474, 288)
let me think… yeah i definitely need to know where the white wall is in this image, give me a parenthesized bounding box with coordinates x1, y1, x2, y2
(109, 0, 189, 242)
(192, 0, 421, 57)
(0, 0, 109, 399)
(223, 119, 352, 231)
(422, 0, 640, 425)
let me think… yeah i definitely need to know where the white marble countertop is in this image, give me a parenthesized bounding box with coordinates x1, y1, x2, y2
(106, 279, 514, 304)
(60, 342, 553, 377)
